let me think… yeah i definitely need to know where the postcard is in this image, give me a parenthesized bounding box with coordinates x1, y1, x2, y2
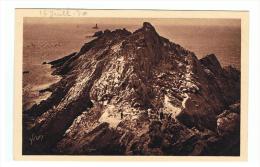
(14, 9, 249, 161)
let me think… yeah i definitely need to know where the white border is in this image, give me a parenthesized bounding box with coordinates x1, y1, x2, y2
(1, 0, 260, 167)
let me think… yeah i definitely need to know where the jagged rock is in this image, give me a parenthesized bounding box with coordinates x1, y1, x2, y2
(92, 31, 103, 37)
(48, 52, 77, 68)
(200, 54, 222, 75)
(23, 22, 240, 156)
(217, 112, 240, 136)
(217, 102, 240, 137)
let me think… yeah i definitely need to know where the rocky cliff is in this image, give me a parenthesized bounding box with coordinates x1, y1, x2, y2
(23, 22, 240, 156)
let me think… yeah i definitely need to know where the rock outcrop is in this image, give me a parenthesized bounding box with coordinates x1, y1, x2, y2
(23, 22, 240, 156)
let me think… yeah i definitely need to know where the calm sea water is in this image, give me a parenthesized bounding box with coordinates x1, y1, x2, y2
(23, 23, 241, 109)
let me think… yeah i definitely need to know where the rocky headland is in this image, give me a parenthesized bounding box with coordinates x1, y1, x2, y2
(23, 22, 240, 156)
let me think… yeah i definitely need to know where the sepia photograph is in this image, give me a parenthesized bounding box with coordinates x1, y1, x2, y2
(14, 9, 248, 160)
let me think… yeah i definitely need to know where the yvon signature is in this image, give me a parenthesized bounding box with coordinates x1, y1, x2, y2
(29, 133, 44, 145)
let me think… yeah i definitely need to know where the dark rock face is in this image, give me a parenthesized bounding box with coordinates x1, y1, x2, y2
(92, 31, 103, 38)
(23, 22, 241, 156)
